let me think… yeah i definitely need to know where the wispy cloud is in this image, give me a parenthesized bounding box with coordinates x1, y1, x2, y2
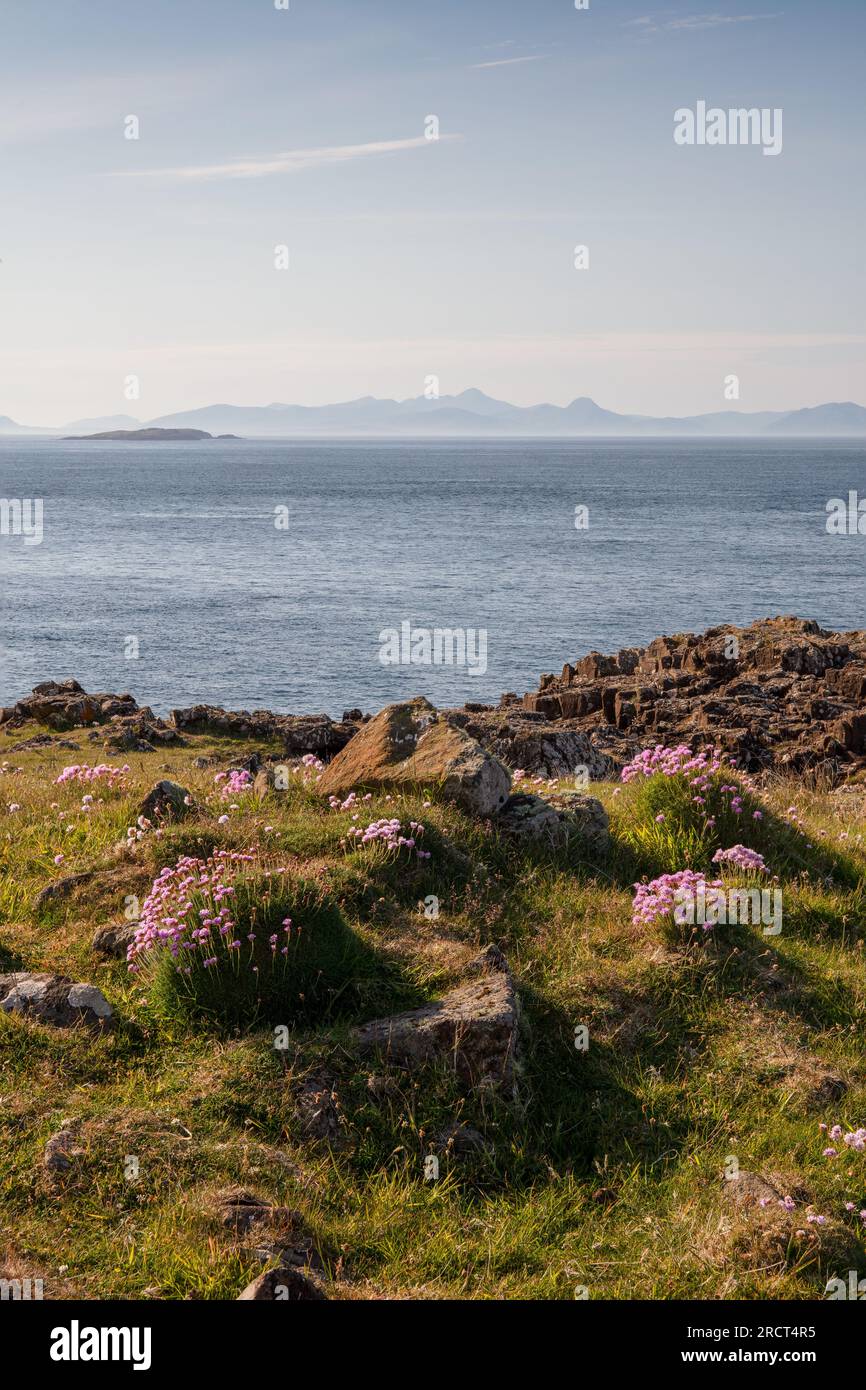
(469, 55, 543, 70)
(109, 135, 461, 183)
(624, 11, 782, 35)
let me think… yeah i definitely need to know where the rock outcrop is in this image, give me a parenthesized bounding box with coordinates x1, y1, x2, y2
(0, 680, 185, 750)
(0, 973, 114, 1030)
(0, 680, 139, 731)
(497, 789, 609, 850)
(138, 780, 193, 823)
(351, 947, 519, 1091)
(512, 616, 866, 780)
(317, 697, 511, 817)
(169, 704, 358, 756)
(9, 615, 866, 786)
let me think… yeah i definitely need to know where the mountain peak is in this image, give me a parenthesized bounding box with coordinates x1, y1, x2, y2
(4, 393, 866, 439)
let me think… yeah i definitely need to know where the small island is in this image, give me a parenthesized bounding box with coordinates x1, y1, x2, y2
(63, 428, 241, 441)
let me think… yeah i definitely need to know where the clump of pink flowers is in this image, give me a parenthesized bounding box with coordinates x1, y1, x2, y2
(821, 1123, 866, 1156)
(55, 762, 129, 787)
(343, 817, 431, 859)
(215, 768, 253, 801)
(127, 850, 260, 972)
(288, 753, 324, 785)
(631, 868, 722, 931)
(712, 845, 768, 874)
(328, 790, 372, 812)
(621, 744, 721, 784)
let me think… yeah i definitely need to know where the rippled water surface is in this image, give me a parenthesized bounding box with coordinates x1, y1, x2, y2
(1, 437, 864, 716)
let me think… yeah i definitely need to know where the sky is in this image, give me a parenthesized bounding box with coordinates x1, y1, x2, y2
(0, 0, 864, 424)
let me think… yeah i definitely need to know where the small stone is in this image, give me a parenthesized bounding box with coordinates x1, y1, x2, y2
(43, 1123, 82, 1175)
(723, 1170, 782, 1209)
(35, 871, 93, 909)
(294, 1077, 346, 1147)
(216, 1190, 303, 1236)
(237, 1267, 327, 1301)
(435, 1121, 489, 1156)
(92, 920, 139, 958)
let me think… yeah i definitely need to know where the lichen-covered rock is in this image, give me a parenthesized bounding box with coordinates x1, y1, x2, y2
(137, 780, 193, 824)
(318, 697, 511, 817)
(0, 973, 114, 1030)
(497, 792, 568, 845)
(447, 712, 615, 782)
(545, 790, 610, 851)
(92, 920, 139, 958)
(352, 948, 519, 1091)
(497, 790, 609, 852)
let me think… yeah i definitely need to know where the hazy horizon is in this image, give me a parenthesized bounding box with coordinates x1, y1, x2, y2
(2, 0, 865, 424)
(4, 384, 866, 434)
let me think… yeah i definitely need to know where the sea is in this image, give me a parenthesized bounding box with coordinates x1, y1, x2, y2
(1, 437, 864, 718)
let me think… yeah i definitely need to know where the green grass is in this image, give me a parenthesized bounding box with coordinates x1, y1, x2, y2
(2, 726, 866, 1300)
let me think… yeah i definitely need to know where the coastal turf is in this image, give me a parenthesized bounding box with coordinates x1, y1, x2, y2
(1, 726, 865, 1301)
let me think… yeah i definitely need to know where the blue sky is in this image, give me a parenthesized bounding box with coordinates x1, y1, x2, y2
(1, 0, 864, 423)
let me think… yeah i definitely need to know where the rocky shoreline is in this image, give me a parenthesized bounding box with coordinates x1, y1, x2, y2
(3, 615, 865, 784)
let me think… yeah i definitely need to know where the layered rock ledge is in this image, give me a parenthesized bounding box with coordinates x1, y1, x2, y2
(4, 616, 866, 783)
(507, 615, 866, 780)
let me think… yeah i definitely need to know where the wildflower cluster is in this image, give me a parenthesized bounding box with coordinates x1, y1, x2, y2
(712, 844, 768, 873)
(343, 817, 431, 858)
(621, 744, 721, 784)
(512, 769, 560, 790)
(297, 753, 324, 785)
(126, 815, 157, 844)
(127, 850, 262, 973)
(632, 869, 722, 931)
(328, 790, 373, 812)
(820, 1123, 866, 1158)
(55, 762, 129, 787)
(214, 769, 253, 801)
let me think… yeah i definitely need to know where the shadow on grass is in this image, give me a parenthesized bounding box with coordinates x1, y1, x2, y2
(0, 941, 27, 972)
(143, 884, 428, 1036)
(610, 772, 864, 889)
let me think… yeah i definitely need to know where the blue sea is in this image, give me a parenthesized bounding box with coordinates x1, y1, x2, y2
(1, 438, 864, 717)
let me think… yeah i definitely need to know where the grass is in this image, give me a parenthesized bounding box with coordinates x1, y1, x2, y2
(1, 726, 866, 1300)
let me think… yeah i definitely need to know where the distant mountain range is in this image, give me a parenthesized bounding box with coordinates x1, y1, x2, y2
(3, 392, 866, 438)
